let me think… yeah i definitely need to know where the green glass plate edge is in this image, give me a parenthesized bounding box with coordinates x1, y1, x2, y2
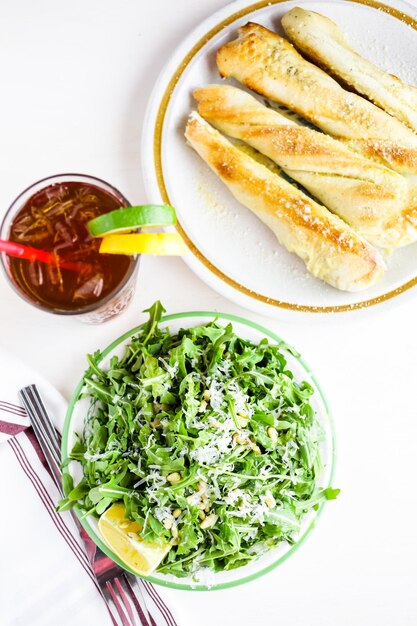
(61, 310, 336, 591)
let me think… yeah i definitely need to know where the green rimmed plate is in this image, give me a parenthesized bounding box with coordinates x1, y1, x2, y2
(61, 311, 335, 590)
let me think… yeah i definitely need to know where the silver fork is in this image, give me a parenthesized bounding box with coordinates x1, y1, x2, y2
(19, 384, 153, 626)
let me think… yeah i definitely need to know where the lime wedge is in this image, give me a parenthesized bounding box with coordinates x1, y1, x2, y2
(88, 204, 177, 237)
(99, 233, 186, 255)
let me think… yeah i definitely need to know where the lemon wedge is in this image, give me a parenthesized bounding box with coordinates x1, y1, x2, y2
(98, 502, 171, 576)
(99, 233, 186, 255)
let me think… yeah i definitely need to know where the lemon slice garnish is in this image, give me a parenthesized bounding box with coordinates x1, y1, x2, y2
(99, 233, 186, 255)
(98, 502, 171, 576)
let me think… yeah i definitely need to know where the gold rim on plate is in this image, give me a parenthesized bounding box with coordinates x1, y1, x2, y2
(153, 0, 417, 313)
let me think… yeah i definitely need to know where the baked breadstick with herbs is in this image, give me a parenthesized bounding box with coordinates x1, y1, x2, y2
(185, 112, 385, 292)
(216, 22, 417, 175)
(282, 7, 417, 133)
(194, 84, 415, 248)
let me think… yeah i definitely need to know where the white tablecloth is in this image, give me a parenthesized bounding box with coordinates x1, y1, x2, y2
(0, 1, 416, 625)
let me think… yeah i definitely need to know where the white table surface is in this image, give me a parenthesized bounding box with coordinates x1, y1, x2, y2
(0, 1, 416, 625)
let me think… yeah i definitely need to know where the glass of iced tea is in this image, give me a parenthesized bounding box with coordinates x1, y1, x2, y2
(0, 174, 139, 323)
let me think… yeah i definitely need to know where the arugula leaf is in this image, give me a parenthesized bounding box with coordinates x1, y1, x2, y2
(63, 303, 338, 578)
(324, 487, 341, 500)
(142, 301, 166, 345)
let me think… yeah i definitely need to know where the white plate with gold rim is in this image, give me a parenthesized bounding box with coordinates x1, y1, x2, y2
(142, 0, 417, 316)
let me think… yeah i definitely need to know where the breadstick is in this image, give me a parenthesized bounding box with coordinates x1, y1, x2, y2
(216, 22, 417, 174)
(194, 84, 413, 248)
(185, 112, 385, 291)
(282, 7, 417, 133)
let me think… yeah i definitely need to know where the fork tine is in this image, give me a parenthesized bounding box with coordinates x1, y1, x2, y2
(106, 578, 133, 626)
(114, 577, 135, 623)
(121, 574, 153, 626)
(100, 582, 124, 626)
(124, 574, 153, 626)
(115, 576, 142, 625)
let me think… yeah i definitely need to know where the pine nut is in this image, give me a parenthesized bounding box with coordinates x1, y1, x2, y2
(167, 472, 182, 484)
(203, 390, 211, 401)
(199, 400, 207, 413)
(232, 432, 246, 445)
(171, 525, 178, 539)
(154, 402, 170, 413)
(201, 496, 210, 510)
(198, 480, 207, 491)
(265, 494, 276, 508)
(200, 513, 218, 529)
(163, 519, 173, 530)
(237, 415, 248, 428)
(173, 508, 182, 518)
(267, 427, 278, 443)
(199, 510, 206, 520)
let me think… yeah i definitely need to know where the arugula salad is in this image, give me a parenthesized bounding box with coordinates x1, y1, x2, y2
(60, 303, 338, 579)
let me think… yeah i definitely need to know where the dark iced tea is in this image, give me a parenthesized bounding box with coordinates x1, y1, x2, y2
(3, 177, 135, 315)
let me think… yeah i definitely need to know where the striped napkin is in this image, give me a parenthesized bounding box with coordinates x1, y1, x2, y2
(0, 348, 180, 626)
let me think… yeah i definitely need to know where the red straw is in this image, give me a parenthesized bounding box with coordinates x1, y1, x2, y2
(0, 239, 89, 272)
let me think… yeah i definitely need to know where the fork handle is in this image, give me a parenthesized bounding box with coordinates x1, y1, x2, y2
(19, 386, 127, 625)
(19, 385, 64, 494)
(19, 385, 151, 626)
